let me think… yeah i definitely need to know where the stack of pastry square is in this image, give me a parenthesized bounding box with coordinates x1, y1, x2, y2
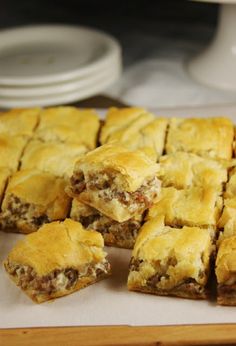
(69, 107, 166, 248)
(68, 142, 161, 249)
(0, 107, 100, 233)
(128, 117, 234, 300)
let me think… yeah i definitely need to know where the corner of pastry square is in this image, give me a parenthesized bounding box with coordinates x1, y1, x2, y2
(68, 143, 161, 222)
(3, 219, 111, 303)
(0, 169, 71, 233)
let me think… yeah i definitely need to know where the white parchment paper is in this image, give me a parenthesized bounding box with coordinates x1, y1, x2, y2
(1, 105, 236, 328)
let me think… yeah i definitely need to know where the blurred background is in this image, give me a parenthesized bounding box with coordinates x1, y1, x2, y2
(1, 0, 236, 108)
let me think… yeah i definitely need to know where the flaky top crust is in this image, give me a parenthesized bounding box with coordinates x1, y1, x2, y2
(166, 117, 234, 160)
(147, 186, 222, 228)
(36, 107, 100, 149)
(100, 107, 168, 161)
(2, 169, 71, 219)
(5, 219, 105, 276)
(130, 216, 212, 287)
(74, 143, 159, 192)
(100, 107, 152, 143)
(157, 152, 228, 190)
(133, 216, 211, 259)
(0, 108, 40, 137)
(215, 236, 236, 283)
(21, 139, 87, 178)
(0, 134, 27, 172)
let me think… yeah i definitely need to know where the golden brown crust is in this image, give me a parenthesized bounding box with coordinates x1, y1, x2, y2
(0, 134, 28, 172)
(100, 107, 168, 161)
(35, 107, 100, 149)
(166, 117, 234, 160)
(21, 139, 87, 178)
(157, 152, 228, 191)
(100, 108, 148, 143)
(0, 169, 71, 233)
(128, 216, 213, 299)
(147, 186, 222, 230)
(0, 108, 40, 137)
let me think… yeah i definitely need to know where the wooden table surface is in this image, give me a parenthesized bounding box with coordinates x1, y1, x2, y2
(1, 95, 236, 346)
(1, 324, 236, 346)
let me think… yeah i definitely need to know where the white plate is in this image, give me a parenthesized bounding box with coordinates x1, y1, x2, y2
(0, 63, 121, 108)
(0, 25, 121, 86)
(0, 53, 121, 98)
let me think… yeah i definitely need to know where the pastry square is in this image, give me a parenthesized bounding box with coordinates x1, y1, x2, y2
(166, 117, 234, 160)
(128, 216, 213, 299)
(70, 199, 143, 249)
(147, 186, 222, 230)
(0, 167, 11, 204)
(215, 235, 236, 305)
(0, 134, 28, 172)
(0, 169, 71, 233)
(21, 139, 87, 179)
(100, 107, 168, 161)
(35, 106, 100, 149)
(157, 152, 228, 191)
(4, 219, 111, 303)
(68, 143, 161, 222)
(0, 108, 40, 137)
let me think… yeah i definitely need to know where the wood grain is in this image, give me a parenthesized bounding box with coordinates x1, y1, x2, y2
(1, 324, 236, 346)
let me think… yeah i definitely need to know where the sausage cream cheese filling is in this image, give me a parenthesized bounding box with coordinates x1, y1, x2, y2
(0, 194, 50, 232)
(5, 260, 110, 297)
(70, 172, 160, 214)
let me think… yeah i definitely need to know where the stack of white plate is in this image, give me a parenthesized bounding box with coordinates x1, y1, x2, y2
(0, 25, 122, 108)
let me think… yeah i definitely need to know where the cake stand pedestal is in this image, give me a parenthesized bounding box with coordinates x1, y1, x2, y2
(187, 1, 236, 90)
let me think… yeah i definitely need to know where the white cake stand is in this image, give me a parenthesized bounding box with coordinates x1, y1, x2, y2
(187, 0, 236, 91)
